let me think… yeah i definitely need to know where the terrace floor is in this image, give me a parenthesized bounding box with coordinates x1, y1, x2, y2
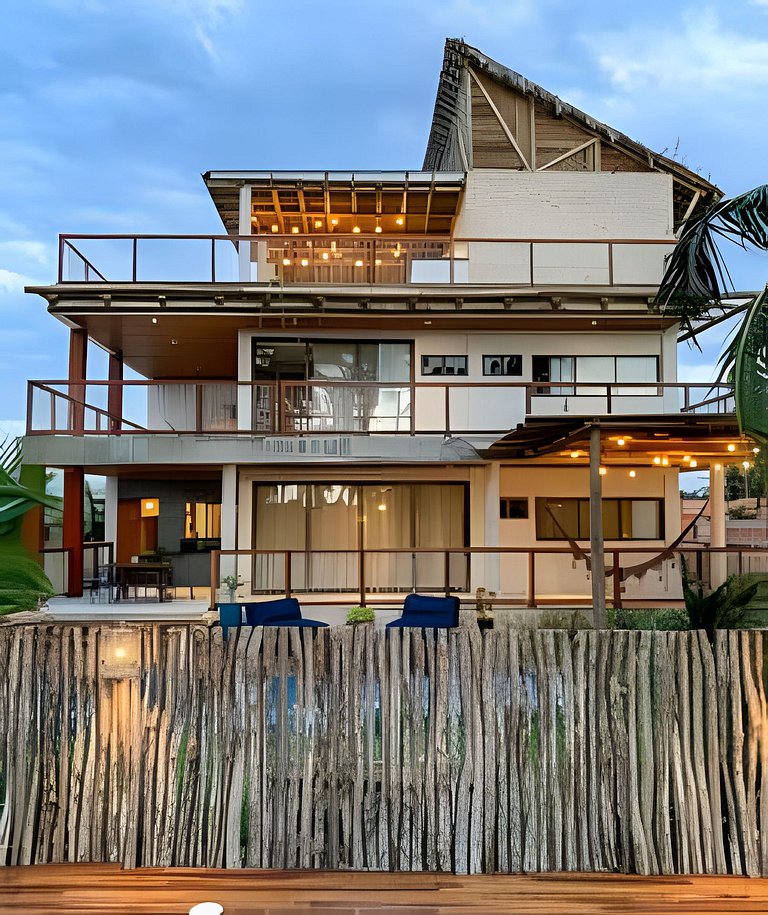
(2, 865, 768, 914)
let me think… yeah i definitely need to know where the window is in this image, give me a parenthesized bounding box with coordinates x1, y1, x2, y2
(535, 498, 663, 540)
(500, 498, 528, 519)
(421, 355, 468, 376)
(483, 355, 522, 376)
(532, 355, 658, 394)
(185, 502, 221, 539)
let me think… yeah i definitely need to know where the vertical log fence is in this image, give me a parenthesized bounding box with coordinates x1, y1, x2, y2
(1, 624, 767, 875)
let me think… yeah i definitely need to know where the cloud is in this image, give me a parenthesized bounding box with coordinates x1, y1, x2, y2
(423, 0, 535, 28)
(0, 269, 38, 295)
(0, 241, 51, 267)
(0, 420, 26, 439)
(586, 9, 768, 94)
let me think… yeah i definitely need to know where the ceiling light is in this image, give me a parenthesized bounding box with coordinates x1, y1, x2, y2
(689, 460, 697, 468)
(617, 438, 626, 447)
(570, 451, 580, 459)
(591, 320, 597, 326)
(352, 226, 361, 234)
(152, 317, 157, 325)
(599, 466, 607, 475)
(282, 258, 291, 266)
(682, 455, 691, 462)
(330, 218, 339, 226)
(661, 457, 669, 466)
(314, 220, 323, 229)
(291, 226, 299, 234)
(629, 470, 636, 478)
(271, 224, 279, 233)
(395, 217, 404, 226)
(354, 260, 363, 267)
(321, 252, 329, 261)
(727, 443, 736, 452)
(653, 456, 661, 465)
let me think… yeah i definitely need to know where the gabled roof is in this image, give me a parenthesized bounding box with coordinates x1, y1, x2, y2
(423, 40, 721, 229)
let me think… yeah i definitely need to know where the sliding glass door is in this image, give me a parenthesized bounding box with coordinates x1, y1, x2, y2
(252, 482, 467, 593)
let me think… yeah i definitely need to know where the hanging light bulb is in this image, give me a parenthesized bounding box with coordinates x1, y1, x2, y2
(727, 443, 736, 452)
(689, 460, 698, 468)
(653, 456, 661, 465)
(629, 470, 636, 478)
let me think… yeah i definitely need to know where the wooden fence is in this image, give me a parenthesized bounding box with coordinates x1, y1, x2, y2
(1, 623, 767, 875)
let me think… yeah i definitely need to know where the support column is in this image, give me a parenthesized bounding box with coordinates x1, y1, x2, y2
(710, 462, 727, 587)
(589, 423, 606, 628)
(104, 476, 119, 556)
(68, 328, 87, 434)
(63, 467, 84, 597)
(108, 350, 123, 431)
(220, 465, 239, 599)
(483, 462, 500, 594)
(238, 184, 252, 282)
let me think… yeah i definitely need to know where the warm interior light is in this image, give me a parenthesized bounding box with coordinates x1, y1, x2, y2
(291, 226, 299, 234)
(152, 317, 157, 324)
(617, 438, 626, 447)
(271, 224, 279, 233)
(377, 503, 387, 511)
(599, 466, 607, 476)
(352, 226, 361, 234)
(330, 218, 339, 226)
(282, 258, 291, 266)
(393, 249, 400, 258)
(743, 461, 751, 469)
(727, 443, 736, 452)
(114, 647, 127, 660)
(321, 252, 329, 260)
(314, 220, 323, 229)
(570, 451, 580, 459)
(395, 217, 404, 226)
(653, 456, 661, 465)
(374, 258, 382, 266)
(354, 260, 363, 267)
(375, 224, 382, 234)
(141, 498, 160, 517)
(754, 447, 760, 454)
(690, 460, 698, 468)
(682, 455, 691, 462)
(300, 259, 309, 267)
(629, 470, 636, 478)
(661, 457, 669, 466)
(423, 320, 432, 325)
(714, 463, 722, 471)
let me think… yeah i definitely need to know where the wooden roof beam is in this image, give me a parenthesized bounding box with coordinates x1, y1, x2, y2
(468, 68, 532, 170)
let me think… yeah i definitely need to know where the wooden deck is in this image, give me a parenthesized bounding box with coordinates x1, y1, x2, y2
(3, 866, 768, 914)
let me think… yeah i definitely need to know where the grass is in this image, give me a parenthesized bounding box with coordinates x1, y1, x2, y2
(0, 538, 54, 614)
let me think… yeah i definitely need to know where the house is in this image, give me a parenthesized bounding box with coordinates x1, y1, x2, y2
(21, 40, 755, 612)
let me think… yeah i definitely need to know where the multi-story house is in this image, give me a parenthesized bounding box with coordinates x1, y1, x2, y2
(22, 40, 752, 613)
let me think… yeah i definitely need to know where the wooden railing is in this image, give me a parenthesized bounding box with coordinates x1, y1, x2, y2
(57, 233, 677, 286)
(209, 544, 768, 611)
(26, 379, 735, 436)
(2, 624, 768, 874)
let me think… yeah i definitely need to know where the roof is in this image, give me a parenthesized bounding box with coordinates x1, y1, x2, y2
(423, 40, 721, 227)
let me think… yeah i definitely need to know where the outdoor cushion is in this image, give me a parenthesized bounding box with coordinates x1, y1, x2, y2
(244, 598, 328, 628)
(386, 593, 460, 629)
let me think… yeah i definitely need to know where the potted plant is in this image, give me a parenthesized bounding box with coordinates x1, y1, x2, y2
(221, 574, 244, 602)
(346, 605, 375, 625)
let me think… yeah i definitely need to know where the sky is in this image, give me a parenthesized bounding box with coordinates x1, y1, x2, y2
(1, 0, 768, 446)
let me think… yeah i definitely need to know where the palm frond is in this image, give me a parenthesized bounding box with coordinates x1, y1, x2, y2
(656, 184, 768, 343)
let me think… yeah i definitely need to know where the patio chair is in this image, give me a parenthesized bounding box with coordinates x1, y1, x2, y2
(217, 602, 244, 639)
(244, 597, 329, 628)
(385, 593, 460, 629)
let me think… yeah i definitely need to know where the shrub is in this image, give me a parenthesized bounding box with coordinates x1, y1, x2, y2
(0, 539, 54, 614)
(607, 607, 690, 631)
(346, 605, 375, 624)
(729, 504, 758, 520)
(681, 563, 758, 643)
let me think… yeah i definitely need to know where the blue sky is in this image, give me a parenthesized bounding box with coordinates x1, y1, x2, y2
(1, 0, 768, 440)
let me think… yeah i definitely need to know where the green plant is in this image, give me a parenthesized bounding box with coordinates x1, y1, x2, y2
(346, 605, 375, 624)
(607, 607, 690, 631)
(221, 574, 243, 599)
(729, 504, 757, 520)
(681, 562, 759, 643)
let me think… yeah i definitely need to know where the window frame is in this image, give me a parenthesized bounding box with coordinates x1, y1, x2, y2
(420, 355, 468, 377)
(532, 354, 659, 395)
(534, 497, 664, 541)
(483, 355, 523, 376)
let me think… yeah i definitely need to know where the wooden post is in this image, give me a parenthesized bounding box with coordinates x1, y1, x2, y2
(63, 467, 84, 597)
(108, 351, 123, 431)
(589, 423, 606, 628)
(68, 328, 87, 435)
(710, 462, 727, 588)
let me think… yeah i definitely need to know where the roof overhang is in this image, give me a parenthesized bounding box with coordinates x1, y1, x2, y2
(203, 170, 466, 236)
(487, 415, 754, 466)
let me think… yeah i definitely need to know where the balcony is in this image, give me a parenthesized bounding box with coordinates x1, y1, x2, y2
(57, 233, 677, 287)
(27, 379, 735, 438)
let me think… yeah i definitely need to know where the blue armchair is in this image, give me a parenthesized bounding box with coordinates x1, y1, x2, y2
(217, 602, 244, 640)
(386, 593, 460, 629)
(244, 597, 328, 628)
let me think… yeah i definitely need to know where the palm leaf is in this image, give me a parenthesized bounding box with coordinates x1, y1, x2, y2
(656, 184, 768, 342)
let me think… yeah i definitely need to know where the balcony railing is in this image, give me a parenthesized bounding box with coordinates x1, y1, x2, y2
(26, 379, 735, 437)
(210, 545, 768, 610)
(57, 233, 677, 286)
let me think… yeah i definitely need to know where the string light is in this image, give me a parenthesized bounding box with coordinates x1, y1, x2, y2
(653, 456, 661, 465)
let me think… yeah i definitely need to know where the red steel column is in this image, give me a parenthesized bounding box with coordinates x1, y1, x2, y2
(108, 350, 123, 431)
(68, 328, 88, 435)
(63, 467, 84, 597)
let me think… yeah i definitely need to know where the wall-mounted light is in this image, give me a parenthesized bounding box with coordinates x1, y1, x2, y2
(352, 226, 361, 234)
(570, 451, 580, 459)
(99, 628, 141, 680)
(727, 443, 736, 452)
(171, 339, 178, 345)
(599, 466, 607, 476)
(152, 317, 158, 325)
(354, 260, 364, 267)
(661, 457, 669, 466)
(690, 460, 698, 468)
(617, 438, 626, 447)
(321, 252, 329, 260)
(628, 470, 636, 478)
(395, 217, 404, 226)
(330, 218, 338, 226)
(682, 455, 691, 462)
(653, 456, 661, 465)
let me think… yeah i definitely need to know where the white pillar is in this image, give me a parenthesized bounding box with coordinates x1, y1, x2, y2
(589, 423, 606, 628)
(238, 184, 252, 282)
(105, 476, 118, 553)
(221, 465, 238, 550)
(469, 466, 486, 592)
(710, 462, 727, 587)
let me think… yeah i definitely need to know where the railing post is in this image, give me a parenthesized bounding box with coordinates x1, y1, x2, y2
(58, 236, 65, 283)
(445, 386, 450, 435)
(527, 551, 535, 608)
(284, 551, 292, 599)
(132, 237, 138, 283)
(195, 384, 204, 433)
(444, 551, 450, 597)
(211, 237, 216, 282)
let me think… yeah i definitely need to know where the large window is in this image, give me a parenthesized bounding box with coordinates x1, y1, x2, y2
(532, 355, 658, 395)
(253, 339, 411, 382)
(535, 498, 663, 540)
(252, 482, 467, 592)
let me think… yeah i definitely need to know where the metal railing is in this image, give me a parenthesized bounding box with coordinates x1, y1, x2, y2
(26, 379, 735, 437)
(40, 541, 114, 596)
(57, 233, 677, 286)
(210, 545, 768, 610)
